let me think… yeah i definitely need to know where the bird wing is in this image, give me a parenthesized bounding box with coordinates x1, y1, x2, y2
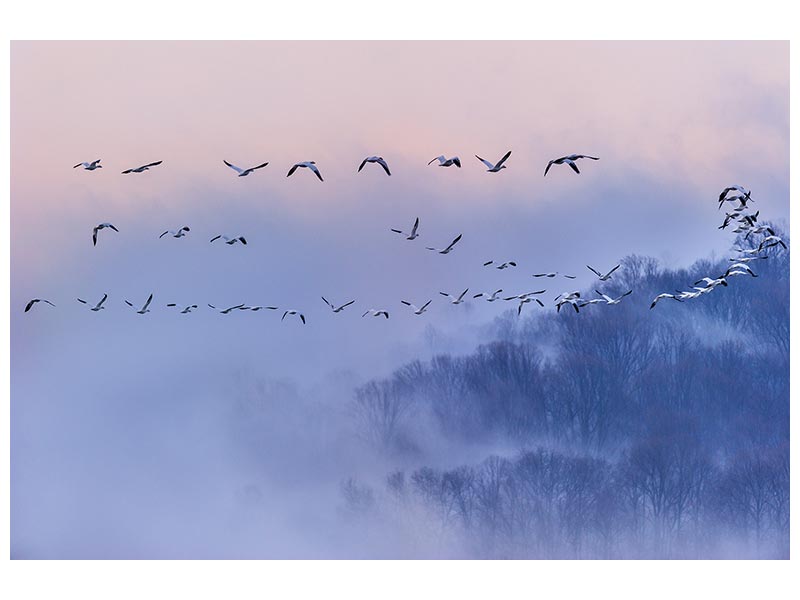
(109, 224, 119, 232)
(224, 160, 243, 174)
(457, 289, 469, 301)
(587, 265, 602, 278)
(410, 217, 419, 236)
(209, 235, 221, 243)
(444, 234, 462, 252)
(401, 300, 412, 306)
(286, 164, 299, 177)
(495, 150, 512, 168)
(420, 300, 432, 310)
(125, 300, 134, 307)
(339, 300, 355, 310)
(377, 158, 391, 176)
(567, 161, 580, 174)
(94, 293, 106, 306)
(321, 296, 333, 309)
(475, 155, 494, 169)
(144, 161, 163, 168)
(577, 155, 599, 160)
(564, 274, 577, 279)
(24, 300, 36, 312)
(300, 314, 306, 324)
(309, 163, 324, 181)
(238, 237, 247, 245)
(143, 294, 153, 310)
(92, 228, 98, 246)
(543, 161, 555, 176)
(483, 260, 494, 267)
(121, 169, 133, 174)
(159, 231, 169, 238)
(357, 158, 368, 172)
(452, 157, 461, 168)
(428, 156, 444, 166)
(73, 163, 83, 169)
(251, 162, 269, 171)
(390, 229, 403, 234)
(605, 264, 621, 278)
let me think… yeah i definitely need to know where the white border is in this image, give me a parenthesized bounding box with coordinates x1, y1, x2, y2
(1, 1, 797, 599)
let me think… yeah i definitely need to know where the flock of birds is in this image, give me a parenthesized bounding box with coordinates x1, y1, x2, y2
(24, 156, 787, 323)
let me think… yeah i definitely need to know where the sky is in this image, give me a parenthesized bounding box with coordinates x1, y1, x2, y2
(10, 41, 789, 557)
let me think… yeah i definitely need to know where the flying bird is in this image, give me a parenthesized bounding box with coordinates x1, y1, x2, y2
(724, 263, 758, 278)
(473, 289, 504, 302)
(282, 310, 306, 324)
(555, 292, 582, 313)
(516, 296, 545, 314)
(362, 309, 389, 319)
(159, 226, 190, 239)
(475, 151, 512, 172)
(440, 289, 469, 305)
(223, 159, 269, 177)
(121, 160, 162, 174)
(391, 217, 420, 240)
(358, 156, 391, 176)
(694, 277, 728, 289)
(210, 235, 247, 245)
(167, 303, 199, 314)
(401, 300, 432, 315)
(73, 159, 102, 171)
(533, 272, 576, 279)
(125, 293, 154, 314)
(428, 155, 461, 168)
(504, 290, 547, 301)
(593, 289, 633, 305)
(287, 161, 323, 181)
(426, 233, 462, 254)
(246, 305, 279, 312)
(208, 303, 246, 314)
(544, 154, 599, 176)
(744, 225, 775, 239)
(322, 297, 355, 313)
(650, 293, 683, 309)
(24, 298, 55, 312)
(92, 222, 119, 246)
(718, 185, 752, 209)
(484, 260, 517, 270)
(758, 235, 787, 251)
(77, 293, 108, 311)
(586, 264, 620, 281)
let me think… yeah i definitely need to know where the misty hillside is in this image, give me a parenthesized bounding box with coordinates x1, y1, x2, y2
(338, 229, 789, 559)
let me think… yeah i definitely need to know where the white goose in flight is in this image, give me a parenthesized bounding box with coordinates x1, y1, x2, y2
(426, 233, 462, 254)
(483, 260, 517, 270)
(121, 160, 162, 174)
(167, 303, 199, 314)
(586, 264, 620, 281)
(428, 155, 461, 168)
(473, 289, 504, 302)
(555, 292, 582, 313)
(725, 263, 757, 278)
(73, 159, 102, 171)
(362, 309, 389, 319)
(24, 298, 55, 312)
(694, 276, 728, 289)
(358, 156, 391, 176)
(718, 185, 752, 209)
(593, 289, 633, 305)
(758, 235, 787, 251)
(92, 222, 119, 246)
(533, 272, 576, 279)
(322, 297, 355, 313)
(77, 293, 108, 311)
(544, 154, 599, 176)
(282, 310, 306, 324)
(391, 217, 420, 240)
(401, 300, 432, 315)
(287, 162, 323, 181)
(516, 296, 544, 314)
(208, 303, 245, 314)
(475, 151, 511, 172)
(223, 160, 269, 177)
(210, 235, 247, 245)
(125, 293, 154, 314)
(160, 226, 190, 239)
(650, 293, 683, 309)
(440, 289, 469, 305)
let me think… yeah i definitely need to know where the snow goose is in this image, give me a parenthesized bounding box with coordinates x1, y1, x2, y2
(125, 293, 154, 314)
(282, 310, 306, 324)
(475, 151, 511, 172)
(426, 233, 462, 254)
(650, 293, 683, 309)
(586, 264, 620, 281)
(428, 155, 461, 168)
(223, 160, 269, 177)
(322, 297, 355, 313)
(287, 161, 323, 181)
(362, 309, 389, 319)
(593, 289, 632, 305)
(77, 293, 108, 311)
(544, 154, 599, 176)
(210, 235, 247, 245)
(358, 156, 391, 176)
(24, 298, 55, 312)
(121, 160, 162, 174)
(473, 289, 504, 302)
(401, 300, 432, 315)
(73, 159, 102, 170)
(440, 289, 469, 305)
(167, 303, 199, 314)
(391, 217, 420, 240)
(208, 303, 245, 314)
(758, 235, 787, 251)
(92, 222, 119, 246)
(159, 226, 190, 239)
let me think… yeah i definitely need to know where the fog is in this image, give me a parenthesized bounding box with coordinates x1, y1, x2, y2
(10, 41, 789, 558)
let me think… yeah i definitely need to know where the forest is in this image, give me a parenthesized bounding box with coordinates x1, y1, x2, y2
(340, 229, 790, 559)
